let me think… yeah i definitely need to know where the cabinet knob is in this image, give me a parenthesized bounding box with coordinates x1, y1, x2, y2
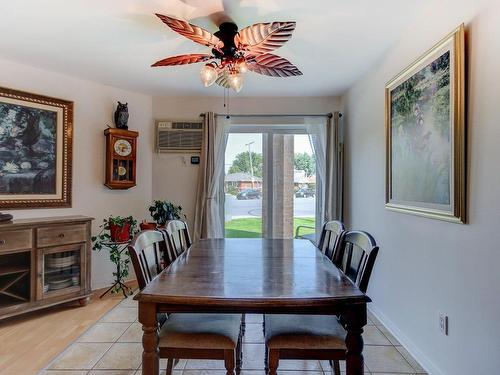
(0, 239, 5, 245)
(58, 233, 65, 238)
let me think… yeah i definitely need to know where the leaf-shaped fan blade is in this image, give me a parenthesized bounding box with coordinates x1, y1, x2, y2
(247, 54, 302, 77)
(236, 22, 296, 55)
(152, 54, 212, 67)
(156, 14, 222, 48)
(215, 72, 230, 88)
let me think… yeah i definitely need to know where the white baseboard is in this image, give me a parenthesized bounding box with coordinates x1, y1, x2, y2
(368, 303, 444, 375)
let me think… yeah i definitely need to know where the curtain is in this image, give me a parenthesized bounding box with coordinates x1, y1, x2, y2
(306, 112, 343, 238)
(193, 112, 230, 240)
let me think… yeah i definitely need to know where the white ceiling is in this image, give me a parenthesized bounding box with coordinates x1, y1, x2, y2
(0, 0, 430, 97)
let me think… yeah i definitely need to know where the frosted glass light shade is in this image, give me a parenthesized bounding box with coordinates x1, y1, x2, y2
(228, 73, 244, 93)
(200, 64, 218, 87)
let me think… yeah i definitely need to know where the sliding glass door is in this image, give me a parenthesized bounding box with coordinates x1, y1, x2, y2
(224, 125, 317, 239)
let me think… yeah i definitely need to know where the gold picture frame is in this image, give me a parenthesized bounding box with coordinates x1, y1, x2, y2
(0, 87, 73, 209)
(385, 24, 465, 223)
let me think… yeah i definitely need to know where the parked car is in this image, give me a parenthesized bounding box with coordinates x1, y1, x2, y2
(236, 189, 261, 200)
(295, 187, 315, 198)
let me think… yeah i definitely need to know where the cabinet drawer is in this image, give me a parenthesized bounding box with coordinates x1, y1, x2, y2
(0, 229, 33, 253)
(37, 224, 87, 247)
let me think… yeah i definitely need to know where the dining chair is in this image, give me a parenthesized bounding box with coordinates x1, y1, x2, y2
(264, 230, 379, 375)
(317, 220, 345, 262)
(162, 220, 192, 261)
(129, 230, 243, 375)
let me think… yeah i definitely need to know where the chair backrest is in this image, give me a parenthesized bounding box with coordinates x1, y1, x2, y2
(128, 230, 168, 290)
(317, 220, 345, 262)
(336, 230, 378, 293)
(162, 220, 192, 261)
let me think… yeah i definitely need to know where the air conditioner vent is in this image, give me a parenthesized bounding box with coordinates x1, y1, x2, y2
(156, 120, 203, 153)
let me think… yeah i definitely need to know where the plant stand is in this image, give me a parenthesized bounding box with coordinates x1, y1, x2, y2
(99, 241, 134, 299)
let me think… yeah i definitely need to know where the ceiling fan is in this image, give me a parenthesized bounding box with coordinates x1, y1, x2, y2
(152, 14, 303, 92)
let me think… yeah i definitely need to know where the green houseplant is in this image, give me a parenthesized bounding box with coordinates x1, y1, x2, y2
(91, 215, 137, 295)
(148, 200, 185, 227)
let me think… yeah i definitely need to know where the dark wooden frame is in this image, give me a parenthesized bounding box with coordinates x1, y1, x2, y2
(0, 86, 73, 209)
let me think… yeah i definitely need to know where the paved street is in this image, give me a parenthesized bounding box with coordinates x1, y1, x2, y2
(225, 195, 315, 219)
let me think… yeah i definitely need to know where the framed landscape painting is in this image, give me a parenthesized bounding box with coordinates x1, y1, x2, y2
(385, 25, 465, 223)
(0, 87, 73, 208)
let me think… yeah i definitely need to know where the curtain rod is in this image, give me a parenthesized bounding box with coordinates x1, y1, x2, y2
(199, 113, 340, 119)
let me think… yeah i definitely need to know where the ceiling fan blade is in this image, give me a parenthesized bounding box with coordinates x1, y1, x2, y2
(155, 14, 222, 48)
(236, 22, 296, 55)
(246, 54, 303, 77)
(215, 72, 230, 89)
(152, 54, 212, 67)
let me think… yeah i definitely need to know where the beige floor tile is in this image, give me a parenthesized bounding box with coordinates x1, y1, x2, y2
(320, 360, 370, 372)
(183, 370, 227, 375)
(100, 308, 138, 323)
(41, 371, 89, 375)
(364, 346, 415, 373)
(156, 358, 187, 370)
(118, 323, 142, 342)
(276, 360, 322, 371)
(395, 346, 426, 373)
(367, 310, 382, 326)
(88, 371, 136, 375)
(79, 323, 131, 343)
(49, 343, 112, 370)
(135, 371, 181, 375)
(94, 343, 142, 370)
(119, 297, 138, 308)
(239, 371, 266, 375)
(243, 323, 265, 343)
(363, 326, 392, 345)
(245, 314, 264, 324)
(185, 360, 226, 370)
(377, 325, 401, 346)
(241, 343, 266, 369)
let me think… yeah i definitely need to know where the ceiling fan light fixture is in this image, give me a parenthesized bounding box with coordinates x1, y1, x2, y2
(200, 63, 218, 87)
(237, 61, 248, 73)
(152, 15, 302, 93)
(228, 72, 244, 93)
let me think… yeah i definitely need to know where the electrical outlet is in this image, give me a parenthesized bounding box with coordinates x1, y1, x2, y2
(439, 313, 449, 335)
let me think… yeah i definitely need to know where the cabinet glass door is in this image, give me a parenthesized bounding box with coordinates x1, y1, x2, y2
(40, 244, 85, 298)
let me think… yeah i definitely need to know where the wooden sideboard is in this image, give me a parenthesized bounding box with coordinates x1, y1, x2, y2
(0, 215, 93, 320)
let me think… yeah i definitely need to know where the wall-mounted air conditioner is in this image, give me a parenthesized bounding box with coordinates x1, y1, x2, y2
(156, 120, 203, 153)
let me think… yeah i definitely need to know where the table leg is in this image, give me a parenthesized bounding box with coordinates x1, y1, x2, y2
(139, 302, 159, 375)
(344, 304, 367, 375)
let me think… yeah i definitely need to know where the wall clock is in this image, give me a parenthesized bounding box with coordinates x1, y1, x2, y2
(104, 128, 138, 189)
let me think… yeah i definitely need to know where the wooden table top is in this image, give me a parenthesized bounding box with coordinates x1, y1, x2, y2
(135, 239, 370, 311)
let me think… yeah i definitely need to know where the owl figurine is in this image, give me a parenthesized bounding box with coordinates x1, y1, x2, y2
(114, 101, 129, 130)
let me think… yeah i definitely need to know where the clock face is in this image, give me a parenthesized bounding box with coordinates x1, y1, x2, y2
(114, 139, 132, 156)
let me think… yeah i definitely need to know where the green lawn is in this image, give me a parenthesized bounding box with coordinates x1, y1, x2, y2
(225, 217, 315, 238)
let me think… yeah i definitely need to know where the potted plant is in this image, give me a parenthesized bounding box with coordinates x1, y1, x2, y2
(148, 200, 185, 227)
(93, 216, 137, 244)
(91, 216, 137, 296)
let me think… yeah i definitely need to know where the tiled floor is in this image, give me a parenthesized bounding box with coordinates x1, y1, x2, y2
(40, 297, 427, 375)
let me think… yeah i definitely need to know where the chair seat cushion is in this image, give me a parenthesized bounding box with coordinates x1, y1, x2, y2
(265, 314, 346, 350)
(159, 313, 241, 349)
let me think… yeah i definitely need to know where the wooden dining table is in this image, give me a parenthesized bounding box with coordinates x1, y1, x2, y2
(135, 238, 370, 375)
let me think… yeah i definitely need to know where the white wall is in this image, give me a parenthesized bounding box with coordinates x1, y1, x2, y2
(152, 96, 341, 229)
(342, 1, 500, 374)
(0, 58, 154, 289)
